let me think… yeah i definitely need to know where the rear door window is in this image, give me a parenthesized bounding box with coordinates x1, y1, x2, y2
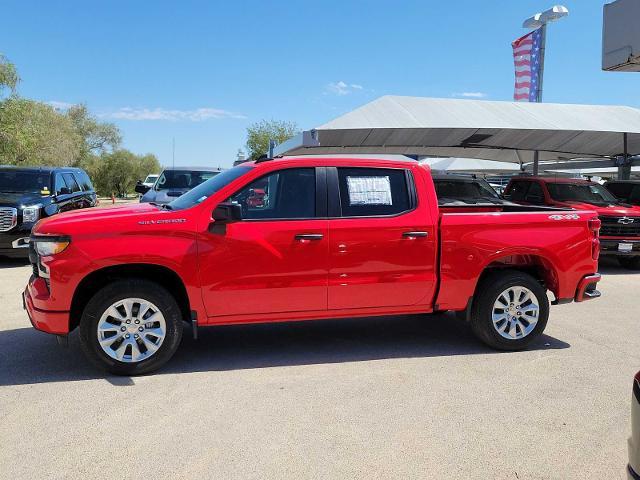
(62, 173, 81, 193)
(337, 168, 412, 217)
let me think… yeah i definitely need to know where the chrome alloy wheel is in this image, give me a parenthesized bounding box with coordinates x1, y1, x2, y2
(491, 286, 539, 340)
(96, 298, 167, 363)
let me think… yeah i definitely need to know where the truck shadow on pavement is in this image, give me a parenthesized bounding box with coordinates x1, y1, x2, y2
(0, 313, 569, 386)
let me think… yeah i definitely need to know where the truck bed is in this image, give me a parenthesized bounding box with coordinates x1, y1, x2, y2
(434, 208, 599, 311)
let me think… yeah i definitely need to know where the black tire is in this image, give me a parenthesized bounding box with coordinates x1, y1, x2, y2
(618, 256, 640, 270)
(469, 270, 549, 351)
(79, 279, 183, 375)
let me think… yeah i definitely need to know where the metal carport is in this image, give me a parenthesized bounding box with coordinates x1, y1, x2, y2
(274, 96, 640, 178)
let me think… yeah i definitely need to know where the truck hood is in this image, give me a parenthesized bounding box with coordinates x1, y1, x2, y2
(554, 201, 640, 216)
(33, 203, 160, 235)
(0, 191, 49, 208)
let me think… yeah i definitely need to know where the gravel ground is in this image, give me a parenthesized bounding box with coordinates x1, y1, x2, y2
(0, 257, 637, 480)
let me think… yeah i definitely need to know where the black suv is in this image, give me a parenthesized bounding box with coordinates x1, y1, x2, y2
(0, 166, 97, 258)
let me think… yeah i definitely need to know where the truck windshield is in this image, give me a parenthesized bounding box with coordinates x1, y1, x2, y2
(155, 170, 220, 191)
(547, 183, 619, 206)
(0, 171, 51, 194)
(167, 165, 253, 210)
(434, 179, 500, 203)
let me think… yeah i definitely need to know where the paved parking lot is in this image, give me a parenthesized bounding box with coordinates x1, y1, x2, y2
(0, 257, 638, 480)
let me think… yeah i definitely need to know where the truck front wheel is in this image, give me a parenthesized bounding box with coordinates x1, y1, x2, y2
(470, 271, 549, 351)
(78, 279, 183, 375)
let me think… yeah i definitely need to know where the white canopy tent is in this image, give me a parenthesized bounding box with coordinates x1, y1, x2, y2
(419, 157, 522, 174)
(274, 96, 640, 177)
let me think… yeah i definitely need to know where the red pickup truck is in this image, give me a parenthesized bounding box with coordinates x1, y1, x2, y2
(23, 157, 602, 375)
(504, 176, 640, 269)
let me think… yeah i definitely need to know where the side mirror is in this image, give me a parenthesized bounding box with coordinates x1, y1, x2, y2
(213, 202, 242, 223)
(59, 187, 71, 195)
(135, 184, 151, 194)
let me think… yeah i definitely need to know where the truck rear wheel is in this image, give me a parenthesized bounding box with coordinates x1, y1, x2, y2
(78, 279, 183, 375)
(618, 256, 640, 270)
(470, 270, 549, 351)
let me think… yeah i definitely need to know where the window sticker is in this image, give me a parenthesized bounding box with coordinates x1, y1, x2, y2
(346, 176, 393, 205)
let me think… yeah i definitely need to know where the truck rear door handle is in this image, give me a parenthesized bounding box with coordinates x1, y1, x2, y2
(402, 231, 428, 238)
(295, 233, 324, 241)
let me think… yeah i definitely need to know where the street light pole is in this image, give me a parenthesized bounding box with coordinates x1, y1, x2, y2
(522, 5, 568, 175)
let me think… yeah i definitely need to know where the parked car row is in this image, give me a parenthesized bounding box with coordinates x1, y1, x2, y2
(503, 176, 640, 269)
(3, 163, 640, 267)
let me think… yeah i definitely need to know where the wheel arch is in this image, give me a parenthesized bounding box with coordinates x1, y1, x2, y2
(69, 263, 191, 332)
(477, 253, 559, 298)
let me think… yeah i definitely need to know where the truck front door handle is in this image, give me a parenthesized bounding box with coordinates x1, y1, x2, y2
(402, 231, 429, 238)
(295, 233, 324, 241)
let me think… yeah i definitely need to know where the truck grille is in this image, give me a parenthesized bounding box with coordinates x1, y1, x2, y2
(0, 207, 17, 232)
(599, 215, 640, 237)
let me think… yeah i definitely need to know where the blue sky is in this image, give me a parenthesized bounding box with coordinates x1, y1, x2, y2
(2, 0, 637, 167)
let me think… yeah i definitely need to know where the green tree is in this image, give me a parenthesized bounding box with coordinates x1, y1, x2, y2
(67, 104, 121, 161)
(93, 149, 161, 197)
(0, 54, 19, 96)
(246, 119, 298, 160)
(0, 98, 82, 166)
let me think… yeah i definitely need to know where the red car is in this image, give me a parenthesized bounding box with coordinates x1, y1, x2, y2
(23, 157, 602, 374)
(505, 176, 640, 269)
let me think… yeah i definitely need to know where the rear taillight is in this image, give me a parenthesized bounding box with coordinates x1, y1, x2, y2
(589, 218, 601, 261)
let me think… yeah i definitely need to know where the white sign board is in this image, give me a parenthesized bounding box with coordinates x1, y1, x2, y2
(346, 176, 392, 205)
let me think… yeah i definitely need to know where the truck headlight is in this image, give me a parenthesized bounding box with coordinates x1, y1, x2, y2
(22, 205, 41, 223)
(35, 240, 70, 256)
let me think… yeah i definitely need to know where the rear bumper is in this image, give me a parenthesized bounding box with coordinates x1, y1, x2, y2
(574, 273, 601, 303)
(601, 239, 640, 256)
(23, 284, 69, 335)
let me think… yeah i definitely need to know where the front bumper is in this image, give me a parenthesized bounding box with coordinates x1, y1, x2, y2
(0, 230, 31, 258)
(23, 280, 69, 334)
(601, 239, 640, 256)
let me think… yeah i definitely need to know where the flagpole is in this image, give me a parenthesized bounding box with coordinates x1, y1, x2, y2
(536, 24, 546, 103)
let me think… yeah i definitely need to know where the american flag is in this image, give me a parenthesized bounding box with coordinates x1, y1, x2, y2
(512, 27, 543, 102)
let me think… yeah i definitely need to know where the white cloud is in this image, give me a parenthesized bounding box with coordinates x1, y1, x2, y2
(452, 92, 488, 98)
(47, 100, 76, 110)
(326, 81, 365, 96)
(100, 107, 246, 121)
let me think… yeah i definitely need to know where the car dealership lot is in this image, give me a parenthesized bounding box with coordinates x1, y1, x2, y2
(0, 259, 637, 480)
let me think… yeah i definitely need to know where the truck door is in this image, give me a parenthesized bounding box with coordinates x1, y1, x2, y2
(198, 167, 329, 318)
(327, 167, 437, 310)
(54, 173, 74, 212)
